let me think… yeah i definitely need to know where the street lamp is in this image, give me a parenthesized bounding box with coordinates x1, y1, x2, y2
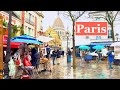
(115, 33, 119, 41)
(66, 32, 69, 62)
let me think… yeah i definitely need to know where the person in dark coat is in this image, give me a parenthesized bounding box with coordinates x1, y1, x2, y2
(107, 47, 114, 69)
(34, 51, 40, 69)
(56, 49, 61, 65)
(46, 47, 50, 60)
(52, 50, 57, 65)
(62, 51, 64, 57)
(67, 49, 72, 62)
(31, 48, 37, 66)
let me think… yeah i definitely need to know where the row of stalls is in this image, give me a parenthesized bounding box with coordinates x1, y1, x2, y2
(75, 40, 120, 65)
(3, 35, 55, 57)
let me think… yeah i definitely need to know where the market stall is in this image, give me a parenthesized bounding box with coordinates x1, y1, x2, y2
(110, 42, 120, 65)
(114, 46, 120, 65)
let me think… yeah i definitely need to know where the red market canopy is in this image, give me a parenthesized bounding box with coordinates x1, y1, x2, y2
(3, 35, 24, 48)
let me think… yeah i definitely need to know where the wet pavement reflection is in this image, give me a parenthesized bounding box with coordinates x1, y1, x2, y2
(35, 56, 120, 79)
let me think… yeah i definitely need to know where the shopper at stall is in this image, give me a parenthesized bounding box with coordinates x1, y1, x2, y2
(107, 47, 114, 69)
(34, 50, 40, 69)
(31, 48, 37, 66)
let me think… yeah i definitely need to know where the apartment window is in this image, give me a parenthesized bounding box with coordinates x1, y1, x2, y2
(32, 15, 34, 22)
(96, 36, 101, 40)
(108, 30, 112, 38)
(28, 27, 31, 36)
(29, 13, 32, 22)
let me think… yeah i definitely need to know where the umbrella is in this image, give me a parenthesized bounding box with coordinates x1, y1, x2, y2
(11, 35, 43, 45)
(110, 42, 120, 47)
(3, 35, 24, 48)
(78, 45, 90, 50)
(92, 45, 105, 50)
(37, 36, 54, 42)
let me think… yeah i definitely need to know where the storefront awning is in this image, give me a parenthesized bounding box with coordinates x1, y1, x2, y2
(90, 42, 113, 46)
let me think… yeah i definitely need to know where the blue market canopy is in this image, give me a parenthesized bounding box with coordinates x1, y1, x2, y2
(92, 45, 105, 50)
(90, 42, 113, 46)
(78, 45, 90, 50)
(11, 35, 43, 44)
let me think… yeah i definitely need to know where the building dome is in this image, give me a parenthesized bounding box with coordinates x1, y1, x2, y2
(52, 16, 64, 30)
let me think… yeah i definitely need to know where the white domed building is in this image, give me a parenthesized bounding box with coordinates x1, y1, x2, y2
(52, 15, 72, 52)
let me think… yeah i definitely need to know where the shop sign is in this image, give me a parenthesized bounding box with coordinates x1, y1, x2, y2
(75, 22, 108, 36)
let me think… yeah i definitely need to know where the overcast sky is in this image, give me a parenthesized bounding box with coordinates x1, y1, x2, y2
(42, 11, 91, 34)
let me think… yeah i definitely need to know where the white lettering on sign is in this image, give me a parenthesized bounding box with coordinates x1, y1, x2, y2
(75, 22, 108, 36)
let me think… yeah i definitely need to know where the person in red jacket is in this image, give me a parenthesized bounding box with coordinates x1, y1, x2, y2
(23, 52, 34, 76)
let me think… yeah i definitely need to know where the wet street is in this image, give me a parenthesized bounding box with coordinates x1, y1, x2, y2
(34, 56, 120, 79)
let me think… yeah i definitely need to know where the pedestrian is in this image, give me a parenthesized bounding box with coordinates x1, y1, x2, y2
(34, 50, 40, 70)
(67, 49, 72, 62)
(52, 49, 57, 65)
(13, 49, 23, 78)
(31, 48, 37, 66)
(46, 46, 50, 60)
(62, 50, 64, 57)
(107, 47, 114, 69)
(23, 51, 34, 76)
(56, 49, 61, 65)
(97, 50, 102, 63)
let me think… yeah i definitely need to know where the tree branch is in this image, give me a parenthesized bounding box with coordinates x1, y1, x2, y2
(107, 11, 112, 24)
(76, 11, 85, 20)
(113, 11, 119, 21)
(68, 11, 74, 22)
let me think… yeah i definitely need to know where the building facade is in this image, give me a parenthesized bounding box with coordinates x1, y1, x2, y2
(23, 11, 44, 37)
(0, 11, 44, 38)
(45, 26, 62, 47)
(89, 11, 120, 42)
(0, 11, 21, 26)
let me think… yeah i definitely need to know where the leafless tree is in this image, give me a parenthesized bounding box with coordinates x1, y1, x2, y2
(62, 11, 85, 69)
(104, 11, 119, 42)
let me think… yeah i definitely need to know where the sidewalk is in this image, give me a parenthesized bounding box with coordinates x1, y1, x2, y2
(35, 56, 120, 79)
